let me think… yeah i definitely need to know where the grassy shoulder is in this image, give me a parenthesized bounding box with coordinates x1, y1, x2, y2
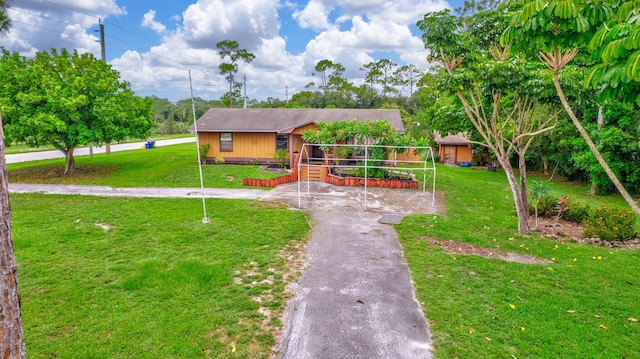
(7, 143, 284, 188)
(12, 194, 309, 358)
(396, 165, 640, 358)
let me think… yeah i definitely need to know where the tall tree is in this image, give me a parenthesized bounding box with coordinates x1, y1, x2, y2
(0, 48, 153, 174)
(216, 40, 255, 108)
(418, 7, 559, 234)
(0, 1, 27, 357)
(360, 59, 400, 97)
(395, 64, 424, 96)
(501, 0, 640, 216)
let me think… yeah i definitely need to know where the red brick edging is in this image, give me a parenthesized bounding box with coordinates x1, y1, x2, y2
(243, 172, 418, 189)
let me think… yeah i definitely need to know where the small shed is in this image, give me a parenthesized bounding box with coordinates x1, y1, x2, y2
(435, 132, 472, 165)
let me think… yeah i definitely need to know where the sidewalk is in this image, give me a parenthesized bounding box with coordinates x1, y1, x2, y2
(8, 183, 267, 200)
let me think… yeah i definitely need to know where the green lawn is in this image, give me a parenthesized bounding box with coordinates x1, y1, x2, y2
(396, 165, 640, 358)
(12, 194, 309, 358)
(7, 143, 283, 188)
(8, 144, 640, 357)
(4, 134, 193, 154)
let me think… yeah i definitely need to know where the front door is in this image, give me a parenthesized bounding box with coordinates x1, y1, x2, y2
(310, 144, 324, 161)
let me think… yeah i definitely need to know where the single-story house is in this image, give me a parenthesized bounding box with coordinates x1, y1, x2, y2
(435, 132, 472, 165)
(190, 108, 405, 167)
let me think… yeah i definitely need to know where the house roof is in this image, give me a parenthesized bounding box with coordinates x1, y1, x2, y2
(434, 132, 470, 145)
(190, 108, 405, 133)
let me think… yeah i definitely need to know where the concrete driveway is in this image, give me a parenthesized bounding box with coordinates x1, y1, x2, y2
(263, 182, 436, 359)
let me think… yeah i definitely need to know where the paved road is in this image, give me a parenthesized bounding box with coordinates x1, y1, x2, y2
(5, 137, 195, 164)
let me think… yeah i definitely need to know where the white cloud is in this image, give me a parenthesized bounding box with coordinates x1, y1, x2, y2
(0, 0, 125, 58)
(2, 0, 451, 101)
(141, 10, 166, 34)
(292, 0, 333, 31)
(177, 0, 280, 51)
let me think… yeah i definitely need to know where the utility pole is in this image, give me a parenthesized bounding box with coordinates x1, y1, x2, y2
(97, 19, 110, 155)
(243, 74, 247, 109)
(286, 86, 289, 105)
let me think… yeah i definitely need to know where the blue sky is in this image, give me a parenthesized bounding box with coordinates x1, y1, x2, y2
(2, 0, 462, 102)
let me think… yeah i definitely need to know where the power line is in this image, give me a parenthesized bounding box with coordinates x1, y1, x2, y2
(7, 7, 71, 25)
(104, 20, 162, 47)
(10, 20, 97, 44)
(40, 0, 100, 20)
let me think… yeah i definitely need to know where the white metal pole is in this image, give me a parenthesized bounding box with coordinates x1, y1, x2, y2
(189, 70, 210, 224)
(364, 145, 368, 210)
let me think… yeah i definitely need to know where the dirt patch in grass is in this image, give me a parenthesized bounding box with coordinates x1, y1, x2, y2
(530, 216, 584, 240)
(422, 237, 551, 264)
(232, 239, 308, 358)
(530, 216, 640, 250)
(250, 201, 288, 210)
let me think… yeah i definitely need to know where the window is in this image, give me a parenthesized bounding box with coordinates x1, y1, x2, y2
(220, 132, 233, 152)
(276, 134, 288, 150)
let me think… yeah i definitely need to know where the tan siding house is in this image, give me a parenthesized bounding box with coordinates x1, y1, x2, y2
(191, 108, 405, 166)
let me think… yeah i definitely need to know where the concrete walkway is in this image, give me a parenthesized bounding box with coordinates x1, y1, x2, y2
(8, 183, 267, 200)
(9, 181, 435, 358)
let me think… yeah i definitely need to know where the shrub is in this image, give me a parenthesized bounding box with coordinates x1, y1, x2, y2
(529, 195, 557, 218)
(583, 205, 637, 241)
(214, 157, 225, 165)
(250, 158, 259, 166)
(273, 149, 289, 168)
(563, 199, 591, 223)
(356, 165, 387, 179)
(199, 143, 210, 164)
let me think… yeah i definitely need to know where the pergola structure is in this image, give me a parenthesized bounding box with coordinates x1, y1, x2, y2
(296, 143, 436, 210)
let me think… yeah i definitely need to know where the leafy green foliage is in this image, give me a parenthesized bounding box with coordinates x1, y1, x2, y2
(273, 149, 288, 168)
(584, 204, 637, 240)
(503, 0, 640, 107)
(199, 143, 210, 164)
(528, 194, 558, 217)
(0, 0, 10, 34)
(563, 197, 592, 222)
(585, 0, 640, 106)
(0, 48, 153, 173)
(554, 103, 640, 195)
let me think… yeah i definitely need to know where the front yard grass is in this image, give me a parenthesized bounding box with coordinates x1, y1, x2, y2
(12, 194, 309, 358)
(396, 165, 640, 358)
(7, 143, 282, 188)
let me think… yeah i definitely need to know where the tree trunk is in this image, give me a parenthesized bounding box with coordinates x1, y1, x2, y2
(501, 158, 530, 234)
(0, 113, 27, 358)
(542, 155, 549, 175)
(551, 72, 640, 216)
(518, 152, 528, 217)
(63, 147, 75, 175)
